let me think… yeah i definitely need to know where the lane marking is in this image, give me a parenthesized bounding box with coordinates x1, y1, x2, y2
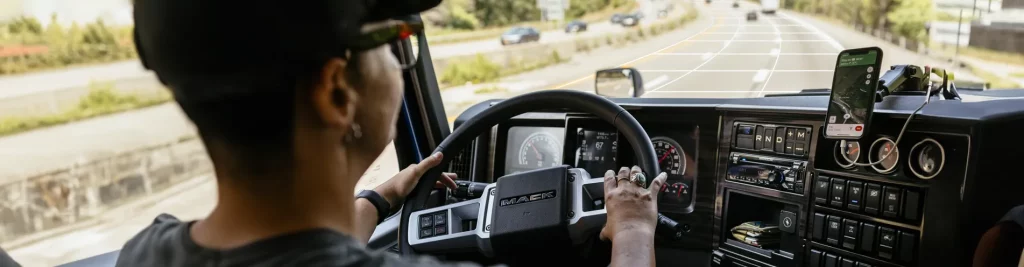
(677, 40, 833, 42)
(716, 24, 802, 26)
(756, 12, 785, 97)
(703, 32, 819, 34)
(638, 69, 834, 72)
(654, 52, 835, 56)
(644, 75, 670, 89)
(648, 17, 744, 92)
(778, 12, 844, 51)
(752, 69, 770, 82)
(556, 13, 724, 89)
(701, 52, 713, 61)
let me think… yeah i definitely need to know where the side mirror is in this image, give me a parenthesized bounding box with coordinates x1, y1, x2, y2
(594, 67, 644, 98)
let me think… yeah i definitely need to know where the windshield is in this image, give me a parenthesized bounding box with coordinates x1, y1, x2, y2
(3, 0, 1023, 266)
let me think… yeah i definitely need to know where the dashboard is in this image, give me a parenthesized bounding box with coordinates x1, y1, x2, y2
(447, 91, 1024, 267)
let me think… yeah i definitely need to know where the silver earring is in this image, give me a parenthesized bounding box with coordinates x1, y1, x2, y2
(345, 123, 363, 143)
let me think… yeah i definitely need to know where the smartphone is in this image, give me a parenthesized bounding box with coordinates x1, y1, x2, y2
(824, 47, 883, 139)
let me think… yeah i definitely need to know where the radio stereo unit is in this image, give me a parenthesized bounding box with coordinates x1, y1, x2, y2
(726, 153, 807, 194)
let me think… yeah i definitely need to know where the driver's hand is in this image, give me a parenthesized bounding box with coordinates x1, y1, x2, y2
(600, 166, 668, 241)
(374, 152, 459, 210)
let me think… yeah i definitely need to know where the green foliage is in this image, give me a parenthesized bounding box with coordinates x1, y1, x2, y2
(568, 0, 612, 19)
(968, 65, 1021, 89)
(473, 86, 507, 94)
(887, 0, 932, 41)
(1, 17, 135, 76)
(473, 0, 540, 27)
(6, 16, 43, 35)
(440, 54, 502, 85)
(0, 84, 172, 137)
(449, 5, 482, 30)
(935, 11, 972, 22)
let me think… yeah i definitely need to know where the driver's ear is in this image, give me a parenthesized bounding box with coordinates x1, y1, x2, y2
(311, 58, 359, 132)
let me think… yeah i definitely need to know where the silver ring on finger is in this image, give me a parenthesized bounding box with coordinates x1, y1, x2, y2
(630, 172, 647, 188)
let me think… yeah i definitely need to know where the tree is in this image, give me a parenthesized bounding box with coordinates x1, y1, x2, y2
(473, 0, 540, 27)
(887, 0, 933, 40)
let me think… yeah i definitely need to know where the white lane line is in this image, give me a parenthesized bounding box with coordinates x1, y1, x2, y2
(752, 69, 770, 82)
(757, 12, 784, 97)
(701, 52, 713, 61)
(617, 18, 720, 67)
(654, 52, 836, 56)
(646, 90, 803, 94)
(717, 24, 803, 26)
(645, 75, 670, 89)
(638, 69, 834, 72)
(778, 12, 844, 51)
(703, 32, 819, 34)
(648, 17, 745, 92)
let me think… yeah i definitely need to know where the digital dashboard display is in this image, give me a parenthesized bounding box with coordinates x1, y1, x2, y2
(575, 128, 618, 177)
(504, 127, 565, 175)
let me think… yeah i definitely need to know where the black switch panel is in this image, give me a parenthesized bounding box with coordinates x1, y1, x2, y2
(830, 178, 847, 208)
(774, 127, 786, 152)
(878, 227, 897, 260)
(840, 258, 855, 267)
(856, 263, 873, 267)
(842, 219, 859, 250)
(846, 181, 863, 211)
(824, 253, 838, 267)
(815, 176, 831, 204)
(900, 231, 917, 263)
(826, 215, 842, 246)
(864, 183, 882, 215)
(764, 127, 775, 152)
(882, 186, 902, 218)
(780, 210, 797, 234)
(755, 126, 765, 150)
(813, 213, 826, 241)
(809, 249, 823, 267)
(904, 190, 921, 221)
(860, 223, 876, 253)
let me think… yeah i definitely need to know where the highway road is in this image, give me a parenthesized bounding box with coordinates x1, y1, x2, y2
(555, 1, 845, 97)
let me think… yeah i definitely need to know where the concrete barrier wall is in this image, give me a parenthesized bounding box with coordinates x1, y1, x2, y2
(968, 23, 1024, 54)
(0, 136, 211, 245)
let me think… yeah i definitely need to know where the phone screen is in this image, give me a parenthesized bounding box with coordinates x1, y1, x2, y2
(825, 48, 882, 139)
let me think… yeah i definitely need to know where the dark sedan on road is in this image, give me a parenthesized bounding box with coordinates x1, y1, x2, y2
(619, 14, 641, 27)
(500, 27, 540, 45)
(746, 11, 758, 21)
(610, 13, 626, 24)
(565, 20, 588, 33)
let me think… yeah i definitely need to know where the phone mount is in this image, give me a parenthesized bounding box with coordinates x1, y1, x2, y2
(875, 64, 961, 102)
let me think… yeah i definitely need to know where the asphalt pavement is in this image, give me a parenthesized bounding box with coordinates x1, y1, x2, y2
(555, 1, 844, 98)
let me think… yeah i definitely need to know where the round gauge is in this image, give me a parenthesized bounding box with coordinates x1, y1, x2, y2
(908, 138, 945, 180)
(518, 132, 563, 168)
(652, 137, 687, 175)
(834, 141, 861, 169)
(869, 137, 900, 174)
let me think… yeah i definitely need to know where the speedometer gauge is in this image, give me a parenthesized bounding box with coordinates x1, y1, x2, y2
(652, 137, 686, 175)
(518, 132, 563, 168)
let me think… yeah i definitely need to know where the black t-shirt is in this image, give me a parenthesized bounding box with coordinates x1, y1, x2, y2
(116, 214, 488, 267)
(0, 246, 21, 267)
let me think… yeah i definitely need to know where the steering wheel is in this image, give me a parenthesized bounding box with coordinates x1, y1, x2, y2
(398, 90, 662, 264)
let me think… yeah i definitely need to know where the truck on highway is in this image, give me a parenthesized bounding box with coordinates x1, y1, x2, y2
(761, 0, 778, 14)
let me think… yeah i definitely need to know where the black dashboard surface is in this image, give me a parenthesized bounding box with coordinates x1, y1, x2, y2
(450, 90, 1024, 267)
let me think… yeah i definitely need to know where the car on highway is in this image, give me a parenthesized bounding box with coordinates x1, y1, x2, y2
(500, 27, 540, 45)
(565, 20, 588, 33)
(746, 10, 758, 21)
(733, 1, 740, 8)
(610, 13, 626, 25)
(618, 13, 641, 27)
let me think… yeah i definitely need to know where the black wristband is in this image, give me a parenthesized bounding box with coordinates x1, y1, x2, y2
(356, 190, 391, 225)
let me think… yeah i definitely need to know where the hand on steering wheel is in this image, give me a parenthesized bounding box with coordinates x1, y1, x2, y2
(600, 166, 668, 242)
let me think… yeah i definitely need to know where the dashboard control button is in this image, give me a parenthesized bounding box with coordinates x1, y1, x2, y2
(860, 223, 876, 253)
(785, 141, 795, 154)
(795, 142, 806, 156)
(755, 126, 765, 150)
(434, 225, 447, 235)
(900, 231, 916, 263)
(815, 177, 831, 204)
(420, 228, 434, 238)
(434, 212, 448, 225)
(856, 262, 872, 267)
(840, 258, 855, 267)
(796, 128, 808, 141)
(737, 137, 754, 149)
(813, 213, 826, 241)
(864, 183, 882, 215)
(847, 181, 864, 211)
(775, 128, 786, 152)
(809, 249, 823, 267)
(764, 127, 776, 151)
(904, 190, 921, 221)
(420, 215, 433, 228)
(824, 253, 838, 267)
(830, 178, 847, 208)
(826, 215, 842, 246)
(882, 186, 902, 218)
(780, 210, 797, 233)
(878, 227, 897, 259)
(737, 125, 755, 135)
(842, 219, 859, 250)
(786, 128, 796, 141)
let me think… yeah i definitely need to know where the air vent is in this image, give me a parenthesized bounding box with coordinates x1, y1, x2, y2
(447, 141, 475, 180)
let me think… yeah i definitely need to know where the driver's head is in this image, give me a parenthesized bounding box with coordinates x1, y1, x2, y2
(133, 0, 439, 192)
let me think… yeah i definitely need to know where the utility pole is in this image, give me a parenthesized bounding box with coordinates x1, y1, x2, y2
(954, 9, 963, 69)
(971, 0, 979, 17)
